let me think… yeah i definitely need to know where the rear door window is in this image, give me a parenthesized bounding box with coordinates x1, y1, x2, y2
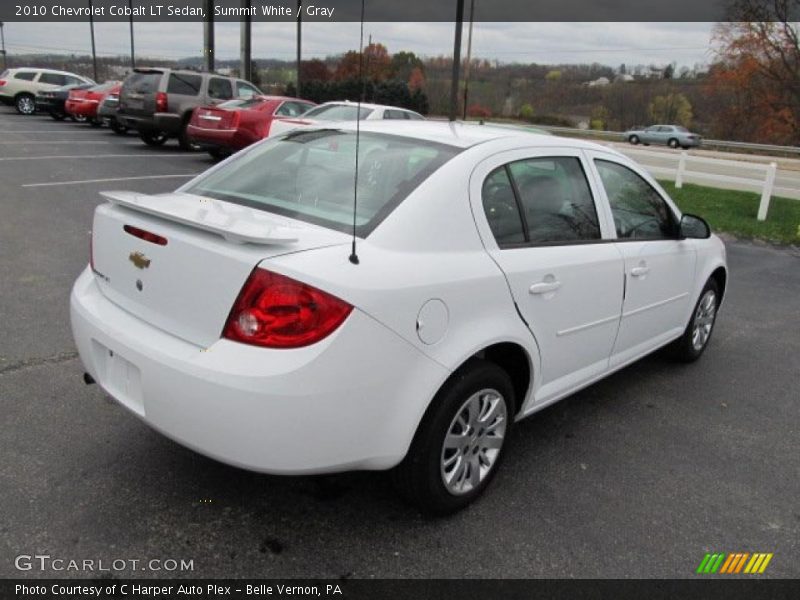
(39, 73, 67, 86)
(14, 71, 37, 81)
(167, 73, 202, 96)
(208, 77, 233, 100)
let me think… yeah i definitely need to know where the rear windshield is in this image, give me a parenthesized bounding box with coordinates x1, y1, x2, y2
(184, 129, 460, 236)
(90, 81, 118, 92)
(125, 71, 161, 93)
(302, 104, 373, 120)
(167, 73, 202, 96)
(218, 97, 265, 110)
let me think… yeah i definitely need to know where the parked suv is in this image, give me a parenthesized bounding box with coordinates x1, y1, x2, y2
(117, 68, 263, 149)
(0, 68, 95, 114)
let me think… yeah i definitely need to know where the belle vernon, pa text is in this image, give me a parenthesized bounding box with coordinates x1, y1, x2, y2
(16, 583, 344, 597)
(42, 3, 336, 17)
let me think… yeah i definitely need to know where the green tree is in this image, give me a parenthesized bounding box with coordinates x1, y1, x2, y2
(519, 103, 535, 120)
(590, 106, 610, 130)
(649, 93, 693, 126)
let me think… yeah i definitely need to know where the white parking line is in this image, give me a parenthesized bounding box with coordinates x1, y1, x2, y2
(22, 174, 200, 188)
(0, 153, 201, 162)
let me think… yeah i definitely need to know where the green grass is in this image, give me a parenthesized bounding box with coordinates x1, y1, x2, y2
(659, 181, 800, 246)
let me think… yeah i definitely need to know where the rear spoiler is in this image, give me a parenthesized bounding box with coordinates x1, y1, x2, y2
(100, 190, 299, 245)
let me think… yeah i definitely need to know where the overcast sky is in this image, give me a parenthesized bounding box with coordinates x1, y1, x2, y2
(3, 22, 717, 68)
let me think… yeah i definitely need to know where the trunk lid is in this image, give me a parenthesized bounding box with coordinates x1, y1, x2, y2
(192, 106, 239, 130)
(119, 69, 163, 117)
(91, 191, 349, 347)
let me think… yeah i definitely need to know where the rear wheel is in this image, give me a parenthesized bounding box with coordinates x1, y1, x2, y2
(71, 114, 88, 123)
(393, 359, 514, 515)
(49, 111, 67, 121)
(669, 279, 719, 362)
(668, 138, 680, 149)
(15, 94, 36, 115)
(178, 120, 200, 151)
(140, 130, 168, 146)
(109, 120, 128, 135)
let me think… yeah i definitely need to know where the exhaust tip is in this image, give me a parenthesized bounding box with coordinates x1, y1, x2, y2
(83, 372, 96, 385)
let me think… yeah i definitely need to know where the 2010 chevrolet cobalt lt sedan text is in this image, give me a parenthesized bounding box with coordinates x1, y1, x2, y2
(70, 122, 727, 514)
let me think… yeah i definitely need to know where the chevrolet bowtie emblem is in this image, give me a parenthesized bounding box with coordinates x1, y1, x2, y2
(129, 251, 151, 269)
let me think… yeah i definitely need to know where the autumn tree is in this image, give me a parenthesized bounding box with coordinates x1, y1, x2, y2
(300, 59, 331, 82)
(333, 43, 393, 82)
(709, 1, 800, 142)
(391, 51, 424, 82)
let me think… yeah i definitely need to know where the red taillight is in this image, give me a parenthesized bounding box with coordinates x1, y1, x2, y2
(0, 80, 6, 87)
(155, 91, 168, 112)
(123, 224, 168, 246)
(223, 268, 353, 348)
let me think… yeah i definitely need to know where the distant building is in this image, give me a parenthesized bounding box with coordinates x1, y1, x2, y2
(586, 77, 610, 87)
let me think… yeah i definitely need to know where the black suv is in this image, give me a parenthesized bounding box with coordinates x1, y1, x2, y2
(117, 68, 263, 149)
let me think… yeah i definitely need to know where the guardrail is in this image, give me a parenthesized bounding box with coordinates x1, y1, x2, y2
(617, 146, 779, 221)
(536, 125, 800, 157)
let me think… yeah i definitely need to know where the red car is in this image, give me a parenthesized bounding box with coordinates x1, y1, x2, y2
(65, 81, 121, 126)
(187, 95, 316, 159)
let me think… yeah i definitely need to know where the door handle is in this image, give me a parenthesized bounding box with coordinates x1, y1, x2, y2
(529, 280, 562, 295)
(630, 266, 650, 277)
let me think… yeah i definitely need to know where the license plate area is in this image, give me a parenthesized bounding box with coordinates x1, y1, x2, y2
(91, 340, 144, 416)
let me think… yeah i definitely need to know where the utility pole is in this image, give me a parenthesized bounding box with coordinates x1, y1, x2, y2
(128, 0, 135, 69)
(88, 0, 98, 81)
(462, 0, 475, 120)
(296, 0, 302, 95)
(203, 0, 214, 72)
(449, 0, 464, 121)
(240, 0, 252, 81)
(0, 22, 7, 71)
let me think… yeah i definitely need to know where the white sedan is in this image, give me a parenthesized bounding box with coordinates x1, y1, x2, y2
(266, 100, 424, 138)
(71, 121, 727, 514)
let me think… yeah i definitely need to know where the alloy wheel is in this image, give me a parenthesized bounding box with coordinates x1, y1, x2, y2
(440, 388, 507, 495)
(692, 290, 717, 351)
(17, 96, 35, 115)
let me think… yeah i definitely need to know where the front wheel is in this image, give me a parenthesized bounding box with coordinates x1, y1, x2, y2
(669, 279, 719, 362)
(668, 138, 680, 149)
(15, 94, 36, 115)
(629, 135, 640, 145)
(393, 359, 514, 515)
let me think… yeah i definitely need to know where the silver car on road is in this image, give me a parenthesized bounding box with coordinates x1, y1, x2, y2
(626, 124, 702, 149)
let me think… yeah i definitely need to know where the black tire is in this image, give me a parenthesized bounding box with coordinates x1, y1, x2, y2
(668, 138, 680, 149)
(392, 358, 515, 515)
(140, 131, 168, 146)
(109, 120, 128, 135)
(208, 148, 229, 161)
(629, 135, 640, 145)
(178, 120, 199, 151)
(89, 118, 102, 128)
(49, 111, 67, 121)
(669, 278, 720, 362)
(15, 93, 36, 115)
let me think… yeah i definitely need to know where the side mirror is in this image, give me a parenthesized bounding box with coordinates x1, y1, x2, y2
(679, 213, 711, 239)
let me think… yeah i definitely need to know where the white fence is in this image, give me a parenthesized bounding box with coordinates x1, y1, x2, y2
(616, 146, 780, 221)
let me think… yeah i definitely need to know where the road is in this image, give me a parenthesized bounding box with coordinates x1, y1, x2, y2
(0, 109, 798, 579)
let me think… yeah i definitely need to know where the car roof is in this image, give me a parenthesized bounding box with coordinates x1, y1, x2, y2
(322, 120, 624, 152)
(11, 67, 85, 76)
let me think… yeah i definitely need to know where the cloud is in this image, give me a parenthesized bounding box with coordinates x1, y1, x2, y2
(2, 21, 715, 67)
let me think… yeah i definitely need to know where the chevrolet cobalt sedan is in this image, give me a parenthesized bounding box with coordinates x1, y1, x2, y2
(71, 122, 727, 514)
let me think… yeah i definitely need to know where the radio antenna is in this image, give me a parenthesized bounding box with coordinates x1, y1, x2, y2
(349, 0, 367, 265)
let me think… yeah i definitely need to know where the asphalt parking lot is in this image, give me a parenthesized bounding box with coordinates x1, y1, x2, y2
(0, 109, 798, 579)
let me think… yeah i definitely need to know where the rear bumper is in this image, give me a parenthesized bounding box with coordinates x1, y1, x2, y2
(65, 100, 98, 118)
(117, 112, 182, 135)
(70, 267, 447, 474)
(186, 124, 255, 152)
